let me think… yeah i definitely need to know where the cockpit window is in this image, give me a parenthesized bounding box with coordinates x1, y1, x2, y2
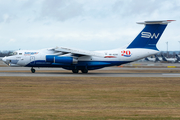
(13, 52, 17, 55)
(9, 52, 18, 56)
(10, 52, 17, 56)
(9, 52, 13, 56)
(19, 53, 22, 55)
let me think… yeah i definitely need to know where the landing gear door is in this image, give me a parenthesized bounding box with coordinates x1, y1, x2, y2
(30, 56, 35, 65)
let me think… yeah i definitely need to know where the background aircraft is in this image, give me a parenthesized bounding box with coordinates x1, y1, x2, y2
(144, 55, 159, 62)
(160, 54, 178, 63)
(175, 54, 180, 62)
(2, 20, 174, 73)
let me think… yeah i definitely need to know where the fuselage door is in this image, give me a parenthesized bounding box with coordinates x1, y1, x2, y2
(30, 56, 35, 65)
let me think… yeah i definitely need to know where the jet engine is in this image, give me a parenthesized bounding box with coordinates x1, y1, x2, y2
(46, 55, 78, 64)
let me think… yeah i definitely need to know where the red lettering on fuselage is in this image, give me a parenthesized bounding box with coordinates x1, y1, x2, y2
(104, 56, 116, 58)
(121, 50, 131, 57)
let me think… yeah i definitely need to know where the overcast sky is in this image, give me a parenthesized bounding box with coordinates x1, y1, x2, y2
(0, 0, 179, 51)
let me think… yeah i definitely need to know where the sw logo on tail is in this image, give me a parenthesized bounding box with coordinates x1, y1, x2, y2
(141, 32, 160, 39)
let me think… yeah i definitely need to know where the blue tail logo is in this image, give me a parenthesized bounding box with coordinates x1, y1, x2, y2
(141, 32, 160, 39)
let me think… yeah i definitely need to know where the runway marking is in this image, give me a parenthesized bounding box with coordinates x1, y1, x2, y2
(162, 74, 180, 76)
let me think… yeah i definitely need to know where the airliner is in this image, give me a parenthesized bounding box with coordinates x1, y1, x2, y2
(145, 55, 159, 62)
(175, 54, 180, 62)
(146, 54, 180, 63)
(2, 20, 174, 73)
(161, 54, 178, 63)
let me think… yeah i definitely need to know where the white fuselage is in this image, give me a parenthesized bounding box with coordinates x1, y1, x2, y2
(2, 48, 159, 68)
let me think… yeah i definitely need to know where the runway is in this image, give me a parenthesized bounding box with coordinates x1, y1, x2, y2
(0, 67, 180, 77)
(0, 60, 180, 77)
(0, 72, 180, 77)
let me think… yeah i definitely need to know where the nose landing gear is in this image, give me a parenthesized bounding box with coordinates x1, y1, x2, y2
(31, 67, 36, 73)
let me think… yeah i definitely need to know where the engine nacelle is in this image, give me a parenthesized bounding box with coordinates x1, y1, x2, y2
(46, 55, 77, 64)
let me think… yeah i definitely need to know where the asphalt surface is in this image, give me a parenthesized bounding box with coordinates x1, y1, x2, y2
(0, 72, 180, 77)
(0, 61, 180, 77)
(0, 67, 179, 77)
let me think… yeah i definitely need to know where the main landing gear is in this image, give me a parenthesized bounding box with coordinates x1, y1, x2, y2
(72, 69, 88, 74)
(31, 67, 36, 73)
(72, 69, 79, 73)
(81, 69, 88, 73)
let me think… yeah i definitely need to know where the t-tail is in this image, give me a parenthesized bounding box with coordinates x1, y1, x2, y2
(127, 20, 175, 50)
(154, 54, 160, 62)
(175, 54, 180, 62)
(144, 57, 150, 61)
(161, 54, 167, 61)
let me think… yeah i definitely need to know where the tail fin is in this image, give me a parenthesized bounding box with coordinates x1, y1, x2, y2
(175, 54, 180, 62)
(127, 20, 174, 50)
(161, 54, 167, 61)
(145, 57, 149, 61)
(154, 54, 160, 62)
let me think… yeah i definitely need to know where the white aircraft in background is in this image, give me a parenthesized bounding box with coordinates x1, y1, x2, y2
(2, 20, 174, 73)
(154, 54, 163, 62)
(145, 54, 162, 62)
(144, 55, 158, 62)
(148, 54, 180, 63)
(161, 54, 178, 63)
(175, 54, 180, 62)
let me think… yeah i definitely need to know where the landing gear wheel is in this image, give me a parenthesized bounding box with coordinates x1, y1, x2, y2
(81, 69, 88, 73)
(31, 68, 36, 73)
(72, 69, 79, 73)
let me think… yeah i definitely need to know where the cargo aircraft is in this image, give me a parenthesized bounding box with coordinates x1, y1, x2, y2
(2, 20, 174, 73)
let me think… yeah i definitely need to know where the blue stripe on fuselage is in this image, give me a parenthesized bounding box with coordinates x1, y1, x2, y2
(25, 60, 131, 69)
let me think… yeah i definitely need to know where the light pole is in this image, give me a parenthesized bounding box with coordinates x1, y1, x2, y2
(166, 42, 168, 58)
(179, 41, 180, 52)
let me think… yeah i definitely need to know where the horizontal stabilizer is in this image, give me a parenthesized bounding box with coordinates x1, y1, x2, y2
(137, 20, 175, 25)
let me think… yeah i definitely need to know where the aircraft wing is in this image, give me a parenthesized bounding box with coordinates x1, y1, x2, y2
(53, 47, 104, 57)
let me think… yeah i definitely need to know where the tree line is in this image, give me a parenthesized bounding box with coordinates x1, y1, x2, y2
(0, 51, 13, 57)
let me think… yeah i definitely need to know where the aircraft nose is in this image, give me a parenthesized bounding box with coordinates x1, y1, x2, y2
(2, 57, 6, 62)
(2, 57, 9, 65)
